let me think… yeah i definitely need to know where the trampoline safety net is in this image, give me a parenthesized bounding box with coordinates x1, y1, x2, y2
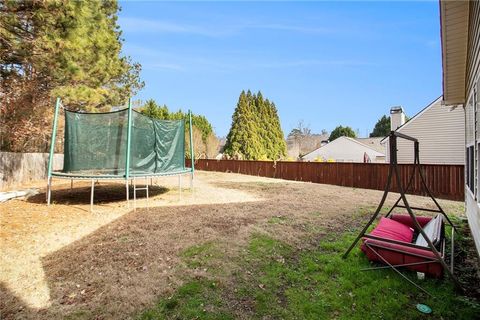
(63, 109, 186, 176)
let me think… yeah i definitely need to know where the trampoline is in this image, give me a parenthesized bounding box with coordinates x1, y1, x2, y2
(46, 97, 195, 210)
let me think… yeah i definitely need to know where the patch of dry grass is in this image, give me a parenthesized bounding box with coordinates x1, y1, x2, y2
(0, 171, 467, 319)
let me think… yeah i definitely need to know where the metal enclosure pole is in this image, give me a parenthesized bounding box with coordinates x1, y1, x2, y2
(47, 97, 61, 205)
(343, 132, 396, 258)
(189, 110, 195, 189)
(125, 98, 133, 205)
(90, 179, 94, 212)
(179, 175, 182, 200)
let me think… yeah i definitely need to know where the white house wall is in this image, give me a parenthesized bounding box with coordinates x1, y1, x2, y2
(384, 98, 465, 164)
(466, 189, 480, 258)
(303, 137, 384, 162)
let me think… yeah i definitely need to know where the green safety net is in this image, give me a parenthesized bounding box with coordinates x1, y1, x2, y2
(62, 109, 186, 176)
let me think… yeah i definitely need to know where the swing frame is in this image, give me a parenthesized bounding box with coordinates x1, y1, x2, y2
(343, 131, 462, 291)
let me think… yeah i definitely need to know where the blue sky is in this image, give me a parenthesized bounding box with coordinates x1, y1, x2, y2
(118, 1, 442, 138)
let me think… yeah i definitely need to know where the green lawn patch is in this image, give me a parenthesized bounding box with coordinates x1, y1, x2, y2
(139, 226, 479, 319)
(139, 279, 233, 320)
(180, 241, 223, 269)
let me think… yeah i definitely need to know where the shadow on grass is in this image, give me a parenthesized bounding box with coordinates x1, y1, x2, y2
(27, 183, 169, 205)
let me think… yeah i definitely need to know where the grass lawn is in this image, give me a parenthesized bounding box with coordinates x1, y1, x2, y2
(1, 172, 479, 319)
(140, 219, 479, 320)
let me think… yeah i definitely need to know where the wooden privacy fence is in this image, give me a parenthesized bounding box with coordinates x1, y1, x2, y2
(187, 159, 464, 201)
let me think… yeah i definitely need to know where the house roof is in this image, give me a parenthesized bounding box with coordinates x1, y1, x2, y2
(302, 136, 385, 159)
(380, 96, 443, 144)
(354, 137, 384, 153)
(440, 0, 470, 105)
(286, 133, 329, 156)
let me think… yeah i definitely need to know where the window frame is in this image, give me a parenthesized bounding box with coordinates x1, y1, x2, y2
(474, 82, 478, 199)
(466, 144, 474, 193)
(465, 73, 479, 200)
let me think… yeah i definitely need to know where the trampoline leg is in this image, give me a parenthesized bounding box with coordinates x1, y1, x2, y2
(90, 179, 94, 213)
(145, 177, 149, 206)
(190, 172, 194, 190)
(126, 179, 129, 208)
(47, 177, 52, 205)
(178, 175, 182, 200)
(133, 177, 137, 211)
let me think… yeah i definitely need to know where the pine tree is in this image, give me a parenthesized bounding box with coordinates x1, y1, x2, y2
(328, 125, 356, 141)
(224, 90, 287, 160)
(225, 91, 254, 159)
(1, 0, 143, 151)
(370, 115, 391, 137)
(268, 100, 287, 159)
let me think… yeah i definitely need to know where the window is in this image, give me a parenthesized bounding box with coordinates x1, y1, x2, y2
(478, 143, 480, 201)
(465, 80, 477, 198)
(477, 80, 480, 201)
(467, 146, 474, 193)
(475, 84, 478, 199)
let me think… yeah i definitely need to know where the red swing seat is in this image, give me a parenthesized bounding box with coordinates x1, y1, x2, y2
(361, 214, 445, 278)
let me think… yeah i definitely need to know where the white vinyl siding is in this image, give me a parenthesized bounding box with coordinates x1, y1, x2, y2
(466, 95, 475, 146)
(465, 189, 480, 256)
(441, 0, 480, 256)
(466, 1, 480, 100)
(464, 1, 480, 256)
(384, 98, 465, 164)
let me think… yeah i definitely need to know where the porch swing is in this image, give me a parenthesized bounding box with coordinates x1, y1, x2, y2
(343, 131, 462, 294)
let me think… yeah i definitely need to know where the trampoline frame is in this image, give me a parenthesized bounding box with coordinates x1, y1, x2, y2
(46, 97, 195, 211)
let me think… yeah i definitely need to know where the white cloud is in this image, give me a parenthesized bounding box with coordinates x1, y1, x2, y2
(119, 17, 337, 37)
(255, 59, 375, 68)
(119, 17, 232, 37)
(251, 23, 333, 35)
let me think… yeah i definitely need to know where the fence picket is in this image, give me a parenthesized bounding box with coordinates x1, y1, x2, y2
(186, 160, 464, 201)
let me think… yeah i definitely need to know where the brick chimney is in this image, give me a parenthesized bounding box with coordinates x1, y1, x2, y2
(390, 106, 405, 131)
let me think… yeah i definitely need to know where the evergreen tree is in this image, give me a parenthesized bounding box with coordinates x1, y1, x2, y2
(370, 115, 391, 137)
(142, 100, 169, 119)
(224, 90, 287, 160)
(1, 0, 143, 151)
(224, 91, 258, 159)
(328, 125, 356, 141)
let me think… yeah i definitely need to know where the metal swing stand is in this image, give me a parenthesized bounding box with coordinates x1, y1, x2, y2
(342, 131, 463, 293)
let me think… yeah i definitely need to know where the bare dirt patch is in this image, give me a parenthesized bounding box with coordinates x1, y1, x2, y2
(0, 171, 465, 319)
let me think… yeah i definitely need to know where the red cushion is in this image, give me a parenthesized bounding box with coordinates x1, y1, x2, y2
(390, 214, 432, 229)
(369, 217, 414, 243)
(361, 239, 443, 278)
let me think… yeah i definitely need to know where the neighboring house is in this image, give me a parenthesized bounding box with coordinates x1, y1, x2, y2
(302, 136, 385, 163)
(440, 0, 479, 255)
(286, 133, 329, 159)
(380, 96, 465, 164)
(355, 137, 385, 154)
